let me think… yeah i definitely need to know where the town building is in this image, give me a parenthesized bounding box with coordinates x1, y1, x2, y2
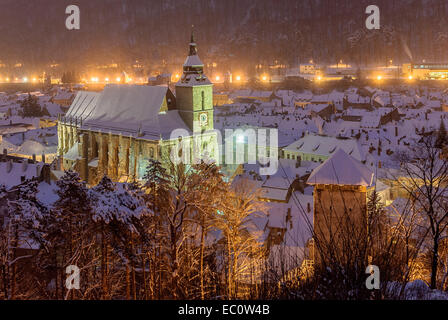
(282, 133, 364, 163)
(403, 63, 448, 80)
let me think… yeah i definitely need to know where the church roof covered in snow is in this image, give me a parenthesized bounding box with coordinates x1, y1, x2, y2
(64, 85, 190, 140)
(65, 91, 100, 122)
(307, 148, 374, 186)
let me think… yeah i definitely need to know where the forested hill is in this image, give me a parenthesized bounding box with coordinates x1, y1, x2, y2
(0, 0, 446, 69)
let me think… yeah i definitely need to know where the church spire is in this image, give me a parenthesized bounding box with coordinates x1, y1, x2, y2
(189, 26, 197, 56)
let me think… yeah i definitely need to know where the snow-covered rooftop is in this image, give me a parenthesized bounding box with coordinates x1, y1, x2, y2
(64, 85, 191, 140)
(284, 133, 364, 162)
(307, 148, 374, 186)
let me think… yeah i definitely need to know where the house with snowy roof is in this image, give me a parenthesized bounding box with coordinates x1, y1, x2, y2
(0, 159, 52, 189)
(282, 133, 364, 163)
(58, 32, 218, 184)
(50, 91, 75, 109)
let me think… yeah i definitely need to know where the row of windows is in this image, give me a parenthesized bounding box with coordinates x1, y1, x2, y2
(284, 152, 325, 162)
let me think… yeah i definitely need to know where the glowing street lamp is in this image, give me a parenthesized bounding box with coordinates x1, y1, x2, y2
(105, 77, 109, 82)
(408, 75, 413, 80)
(23, 77, 28, 83)
(377, 75, 382, 81)
(262, 75, 268, 81)
(215, 75, 220, 81)
(116, 77, 121, 82)
(236, 75, 241, 81)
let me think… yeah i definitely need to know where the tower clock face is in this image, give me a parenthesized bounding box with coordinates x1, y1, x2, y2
(199, 112, 208, 126)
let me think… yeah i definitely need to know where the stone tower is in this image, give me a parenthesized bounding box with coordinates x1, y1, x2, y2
(307, 148, 374, 266)
(175, 31, 214, 133)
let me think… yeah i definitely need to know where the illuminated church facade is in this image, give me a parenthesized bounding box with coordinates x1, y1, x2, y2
(57, 34, 218, 184)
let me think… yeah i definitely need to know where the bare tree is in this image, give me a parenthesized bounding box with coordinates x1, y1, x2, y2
(393, 133, 448, 289)
(217, 177, 267, 299)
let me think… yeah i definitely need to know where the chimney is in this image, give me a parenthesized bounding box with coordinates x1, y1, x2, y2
(42, 153, 46, 163)
(32, 154, 36, 162)
(395, 126, 398, 137)
(307, 202, 311, 213)
(378, 161, 382, 169)
(6, 159, 12, 173)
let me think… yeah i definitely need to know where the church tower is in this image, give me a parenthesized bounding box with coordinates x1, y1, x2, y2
(175, 31, 214, 133)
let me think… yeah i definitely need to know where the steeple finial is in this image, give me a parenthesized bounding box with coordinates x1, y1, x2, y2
(190, 25, 195, 44)
(188, 25, 197, 56)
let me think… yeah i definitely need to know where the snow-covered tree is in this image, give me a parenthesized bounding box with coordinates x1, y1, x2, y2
(89, 175, 150, 299)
